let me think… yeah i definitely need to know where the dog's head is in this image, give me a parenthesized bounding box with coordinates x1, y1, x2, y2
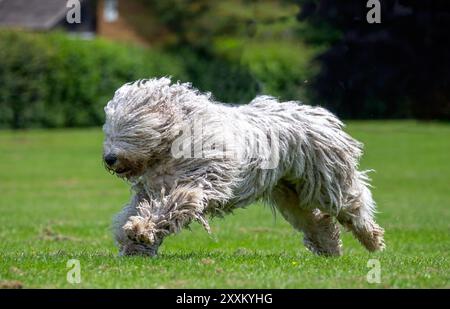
(102, 78, 180, 179)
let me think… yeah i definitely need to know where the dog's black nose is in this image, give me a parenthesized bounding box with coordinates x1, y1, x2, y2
(104, 153, 117, 166)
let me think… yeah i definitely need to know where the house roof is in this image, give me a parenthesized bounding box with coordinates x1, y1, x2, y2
(0, 0, 83, 30)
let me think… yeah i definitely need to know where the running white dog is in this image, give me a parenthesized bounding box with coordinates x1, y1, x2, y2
(103, 77, 385, 257)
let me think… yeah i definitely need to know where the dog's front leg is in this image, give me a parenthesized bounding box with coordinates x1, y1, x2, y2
(159, 185, 210, 233)
(113, 190, 163, 256)
(122, 185, 210, 256)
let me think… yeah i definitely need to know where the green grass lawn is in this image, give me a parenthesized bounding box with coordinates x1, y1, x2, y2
(0, 121, 449, 288)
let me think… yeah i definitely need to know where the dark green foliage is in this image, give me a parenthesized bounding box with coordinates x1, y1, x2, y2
(296, 0, 450, 119)
(0, 2, 321, 128)
(138, 0, 316, 102)
(178, 48, 260, 104)
(0, 31, 186, 128)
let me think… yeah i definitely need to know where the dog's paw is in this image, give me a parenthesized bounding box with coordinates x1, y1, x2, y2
(122, 216, 157, 245)
(366, 224, 386, 252)
(119, 243, 158, 257)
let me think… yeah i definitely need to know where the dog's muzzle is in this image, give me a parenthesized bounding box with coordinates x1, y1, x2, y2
(104, 153, 117, 167)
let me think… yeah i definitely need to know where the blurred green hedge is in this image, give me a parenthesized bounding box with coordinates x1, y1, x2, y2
(0, 29, 319, 129)
(0, 31, 186, 128)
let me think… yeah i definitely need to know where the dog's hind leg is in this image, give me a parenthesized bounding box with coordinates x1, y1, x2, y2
(300, 209, 342, 256)
(272, 184, 342, 256)
(337, 178, 385, 252)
